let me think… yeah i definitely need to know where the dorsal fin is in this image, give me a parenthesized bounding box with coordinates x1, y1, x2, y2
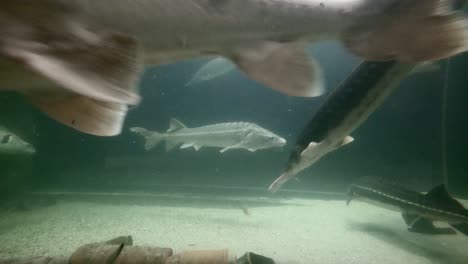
(426, 185, 451, 200)
(1, 134, 13, 144)
(425, 184, 465, 211)
(167, 118, 187, 133)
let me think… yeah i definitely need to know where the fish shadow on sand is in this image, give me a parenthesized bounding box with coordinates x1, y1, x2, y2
(347, 221, 466, 264)
(27, 192, 307, 211)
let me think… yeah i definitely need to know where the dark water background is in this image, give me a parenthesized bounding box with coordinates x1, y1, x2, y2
(1, 42, 467, 198)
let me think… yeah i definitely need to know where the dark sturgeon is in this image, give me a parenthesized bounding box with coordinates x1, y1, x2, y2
(347, 176, 468, 235)
(268, 60, 424, 192)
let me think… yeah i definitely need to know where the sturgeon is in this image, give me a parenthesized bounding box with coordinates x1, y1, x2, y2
(347, 176, 468, 235)
(1, 0, 467, 136)
(130, 118, 286, 152)
(268, 60, 439, 193)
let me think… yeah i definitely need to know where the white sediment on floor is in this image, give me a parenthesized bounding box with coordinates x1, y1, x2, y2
(0, 194, 466, 264)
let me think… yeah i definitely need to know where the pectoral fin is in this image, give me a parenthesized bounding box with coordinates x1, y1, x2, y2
(402, 212, 423, 227)
(331, 136, 355, 150)
(29, 95, 128, 136)
(2, 1, 142, 105)
(1, 3, 143, 136)
(180, 143, 201, 151)
(268, 172, 291, 193)
(5, 32, 142, 105)
(220, 143, 244, 153)
(410, 62, 440, 75)
(300, 142, 320, 158)
(342, 1, 468, 62)
(165, 141, 178, 152)
(220, 146, 235, 153)
(230, 41, 325, 97)
(402, 213, 456, 235)
(180, 143, 193, 149)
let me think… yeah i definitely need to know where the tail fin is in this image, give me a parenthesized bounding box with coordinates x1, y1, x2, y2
(342, 0, 468, 62)
(129, 127, 164, 151)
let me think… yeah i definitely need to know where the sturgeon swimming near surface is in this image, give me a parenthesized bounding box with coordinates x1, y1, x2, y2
(130, 118, 286, 153)
(268, 60, 440, 193)
(347, 176, 468, 235)
(1, 0, 467, 136)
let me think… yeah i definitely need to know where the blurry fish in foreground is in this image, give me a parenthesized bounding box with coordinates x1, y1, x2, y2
(130, 119, 286, 153)
(185, 58, 236, 87)
(347, 176, 468, 236)
(268, 61, 439, 193)
(1, 0, 467, 137)
(0, 128, 35, 155)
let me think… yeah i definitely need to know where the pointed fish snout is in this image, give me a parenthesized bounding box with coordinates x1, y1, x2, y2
(279, 137, 287, 145)
(27, 146, 36, 154)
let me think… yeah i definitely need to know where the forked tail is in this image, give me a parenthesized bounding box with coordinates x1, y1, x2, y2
(130, 127, 164, 151)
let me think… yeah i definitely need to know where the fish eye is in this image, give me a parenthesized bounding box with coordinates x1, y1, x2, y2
(1, 134, 12, 144)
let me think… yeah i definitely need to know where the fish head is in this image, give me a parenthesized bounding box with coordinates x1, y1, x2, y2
(0, 130, 36, 155)
(244, 127, 287, 150)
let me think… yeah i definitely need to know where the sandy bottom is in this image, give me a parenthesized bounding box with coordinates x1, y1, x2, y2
(0, 191, 467, 264)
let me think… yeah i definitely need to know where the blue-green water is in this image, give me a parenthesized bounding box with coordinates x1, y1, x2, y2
(1, 41, 467, 263)
(9, 43, 464, 196)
